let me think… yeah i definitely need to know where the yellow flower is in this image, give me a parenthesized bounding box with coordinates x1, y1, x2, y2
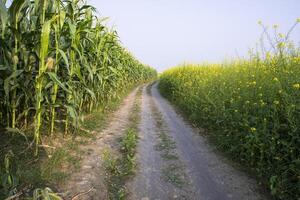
(278, 33, 285, 38)
(293, 57, 300, 62)
(259, 100, 265, 106)
(293, 83, 300, 89)
(277, 42, 285, 48)
(250, 127, 257, 132)
(297, 18, 300, 23)
(273, 77, 279, 82)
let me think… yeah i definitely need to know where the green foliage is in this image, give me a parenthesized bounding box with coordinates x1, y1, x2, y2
(0, 0, 156, 198)
(159, 33, 300, 199)
(103, 90, 141, 199)
(27, 187, 63, 200)
(1, 152, 19, 197)
(41, 148, 68, 182)
(103, 129, 139, 200)
(121, 128, 138, 157)
(0, 0, 157, 153)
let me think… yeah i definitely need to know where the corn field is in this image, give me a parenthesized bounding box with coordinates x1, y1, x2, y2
(159, 37, 300, 199)
(0, 0, 156, 154)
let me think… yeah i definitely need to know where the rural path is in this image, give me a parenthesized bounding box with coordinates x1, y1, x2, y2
(128, 83, 267, 200)
(61, 88, 139, 200)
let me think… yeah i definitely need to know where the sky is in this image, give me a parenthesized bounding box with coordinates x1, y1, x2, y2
(88, 0, 300, 72)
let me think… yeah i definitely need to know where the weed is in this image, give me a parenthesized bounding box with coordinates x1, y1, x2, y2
(162, 164, 185, 188)
(103, 88, 142, 199)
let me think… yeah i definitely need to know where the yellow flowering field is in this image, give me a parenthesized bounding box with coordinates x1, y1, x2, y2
(159, 55, 300, 199)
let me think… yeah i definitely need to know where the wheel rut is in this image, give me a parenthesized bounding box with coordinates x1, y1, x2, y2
(61, 88, 139, 200)
(128, 85, 193, 200)
(129, 83, 268, 200)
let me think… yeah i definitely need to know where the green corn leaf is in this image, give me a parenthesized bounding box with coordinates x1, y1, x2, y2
(49, 193, 63, 200)
(0, 66, 7, 70)
(68, 21, 76, 38)
(47, 72, 70, 93)
(65, 105, 78, 125)
(84, 87, 96, 99)
(0, 0, 8, 37)
(59, 11, 66, 29)
(58, 49, 69, 67)
(109, 66, 119, 75)
(6, 127, 28, 141)
(8, 0, 26, 25)
(4, 70, 23, 98)
(40, 20, 52, 71)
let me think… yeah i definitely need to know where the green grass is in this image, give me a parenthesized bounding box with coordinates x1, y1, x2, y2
(0, 133, 78, 199)
(155, 133, 177, 151)
(162, 164, 185, 188)
(103, 128, 138, 200)
(0, 86, 138, 199)
(103, 87, 142, 200)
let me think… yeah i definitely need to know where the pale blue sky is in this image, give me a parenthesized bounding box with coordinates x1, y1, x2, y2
(88, 0, 300, 72)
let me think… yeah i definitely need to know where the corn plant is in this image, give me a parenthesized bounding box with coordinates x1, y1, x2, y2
(0, 0, 157, 154)
(1, 151, 19, 197)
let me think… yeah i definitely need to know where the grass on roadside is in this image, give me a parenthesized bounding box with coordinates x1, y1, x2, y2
(103, 87, 142, 199)
(103, 128, 138, 199)
(0, 87, 135, 199)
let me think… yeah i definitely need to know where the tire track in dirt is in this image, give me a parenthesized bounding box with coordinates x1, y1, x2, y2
(129, 83, 268, 200)
(128, 85, 195, 200)
(128, 85, 170, 199)
(61, 88, 139, 200)
(151, 82, 268, 200)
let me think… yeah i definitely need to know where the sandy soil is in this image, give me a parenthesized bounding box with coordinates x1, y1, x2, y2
(60, 88, 138, 200)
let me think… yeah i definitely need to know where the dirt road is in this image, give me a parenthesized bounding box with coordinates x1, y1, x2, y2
(61, 88, 139, 199)
(61, 83, 267, 200)
(128, 83, 267, 200)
